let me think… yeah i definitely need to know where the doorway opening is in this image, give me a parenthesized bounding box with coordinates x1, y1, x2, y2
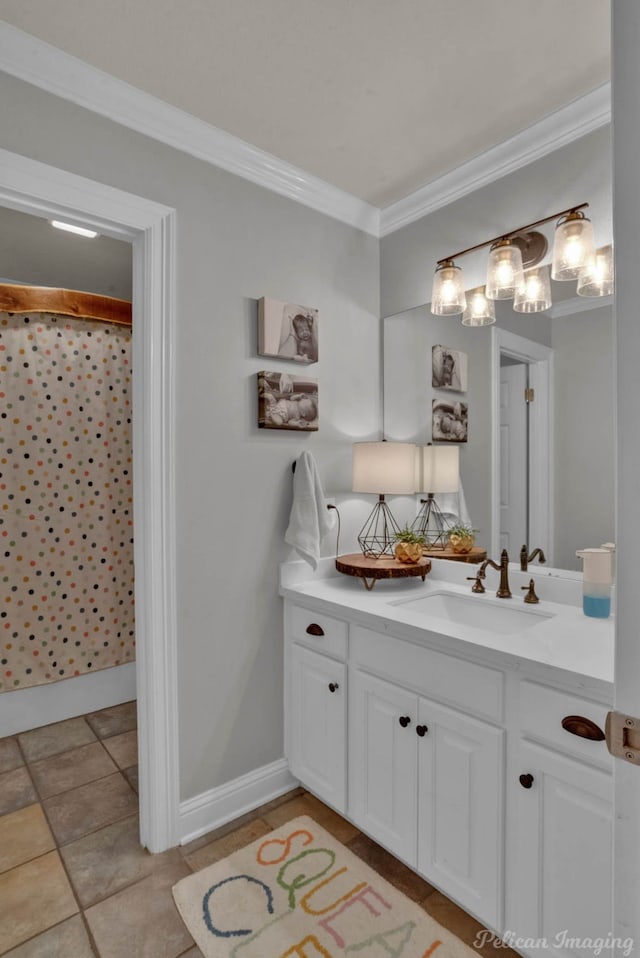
(0, 146, 178, 852)
(491, 328, 553, 566)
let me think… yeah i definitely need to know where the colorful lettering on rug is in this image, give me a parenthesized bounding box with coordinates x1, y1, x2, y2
(198, 824, 445, 957)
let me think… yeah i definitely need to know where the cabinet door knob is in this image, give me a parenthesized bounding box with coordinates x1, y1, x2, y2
(328, 682, 339, 693)
(561, 715, 605, 741)
(398, 716, 411, 728)
(519, 773, 534, 789)
(416, 724, 429, 737)
(306, 623, 325, 636)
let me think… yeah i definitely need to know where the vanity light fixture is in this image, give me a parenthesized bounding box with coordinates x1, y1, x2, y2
(577, 244, 614, 297)
(430, 202, 611, 322)
(461, 286, 496, 326)
(352, 441, 417, 558)
(513, 265, 552, 313)
(411, 444, 460, 548)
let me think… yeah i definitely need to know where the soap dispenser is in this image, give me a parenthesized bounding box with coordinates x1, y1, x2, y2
(576, 548, 613, 618)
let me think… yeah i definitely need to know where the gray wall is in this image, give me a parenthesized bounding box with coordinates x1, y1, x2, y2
(552, 304, 615, 569)
(0, 73, 380, 801)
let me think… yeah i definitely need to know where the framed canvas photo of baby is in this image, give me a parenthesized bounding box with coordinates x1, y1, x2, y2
(258, 297, 319, 364)
(257, 371, 319, 431)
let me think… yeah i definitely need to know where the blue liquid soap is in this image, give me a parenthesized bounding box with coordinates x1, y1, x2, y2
(583, 594, 611, 618)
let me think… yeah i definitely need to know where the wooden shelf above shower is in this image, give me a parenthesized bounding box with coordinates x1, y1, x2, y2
(0, 284, 132, 326)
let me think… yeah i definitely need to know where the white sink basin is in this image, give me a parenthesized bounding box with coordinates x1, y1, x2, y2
(391, 590, 553, 635)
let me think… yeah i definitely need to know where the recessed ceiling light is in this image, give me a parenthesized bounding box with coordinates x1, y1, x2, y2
(50, 219, 98, 238)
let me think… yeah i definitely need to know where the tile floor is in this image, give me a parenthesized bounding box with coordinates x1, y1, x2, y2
(0, 702, 516, 957)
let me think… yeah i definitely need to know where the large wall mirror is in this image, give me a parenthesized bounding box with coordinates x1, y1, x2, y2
(383, 287, 615, 573)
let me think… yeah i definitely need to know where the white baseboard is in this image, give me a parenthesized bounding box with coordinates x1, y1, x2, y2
(0, 662, 137, 736)
(178, 758, 299, 846)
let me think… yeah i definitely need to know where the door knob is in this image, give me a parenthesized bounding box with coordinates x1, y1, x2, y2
(328, 682, 339, 693)
(398, 716, 411, 728)
(416, 724, 429, 737)
(519, 773, 534, 789)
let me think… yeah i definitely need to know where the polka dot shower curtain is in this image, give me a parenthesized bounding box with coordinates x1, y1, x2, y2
(0, 302, 135, 691)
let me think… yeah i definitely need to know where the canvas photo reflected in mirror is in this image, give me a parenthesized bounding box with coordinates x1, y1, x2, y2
(258, 297, 319, 364)
(432, 399, 468, 442)
(432, 344, 467, 392)
(258, 371, 319, 431)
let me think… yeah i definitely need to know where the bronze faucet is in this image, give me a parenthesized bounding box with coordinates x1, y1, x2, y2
(520, 545, 546, 572)
(478, 549, 512, 598)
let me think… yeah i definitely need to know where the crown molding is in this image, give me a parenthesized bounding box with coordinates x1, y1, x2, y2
(380, 83, 612, 237)
(549, 293, 614, 318)
(0, 22, 611, 242)
(0, 22, 380, 236)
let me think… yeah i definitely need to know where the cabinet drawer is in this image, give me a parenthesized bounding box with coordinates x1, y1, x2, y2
(519, 680, 612, 769)
(288, 604, 348, 660)
(351, 625, 503, 723)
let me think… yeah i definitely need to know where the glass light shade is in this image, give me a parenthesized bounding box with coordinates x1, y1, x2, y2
(513, 265, 552, 313)
(420, 444, 459, 494)
(352, 441, 416, 495)
(461, 286, 496, 326)
(485, 239, 524, 300)
(577, 244, 614, 297)
(551, 211, 595, 280)
(431, 260, 466, 315)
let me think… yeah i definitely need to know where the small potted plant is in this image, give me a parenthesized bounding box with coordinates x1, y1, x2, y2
(447, 523, 478, 554)
(393, 526, 426, 564)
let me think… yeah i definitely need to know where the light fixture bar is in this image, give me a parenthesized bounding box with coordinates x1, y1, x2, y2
(436, 202, 588, 266)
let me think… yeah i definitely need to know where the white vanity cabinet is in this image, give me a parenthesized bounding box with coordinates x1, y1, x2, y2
(348, 625, 504, 930)
(509, 683, 613, 957)
(282, 586, 614, 956)
(285, 605, 348, 813)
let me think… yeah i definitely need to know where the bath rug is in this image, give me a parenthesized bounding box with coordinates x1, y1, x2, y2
(172, 815, 476, 958)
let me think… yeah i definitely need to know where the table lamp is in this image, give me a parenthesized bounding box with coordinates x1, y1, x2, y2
(411, 444, 460, 548)
(352, 441, 416, 557)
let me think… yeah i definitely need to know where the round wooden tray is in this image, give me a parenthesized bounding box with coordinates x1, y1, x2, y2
(335, 553, 431, 591)
(423, 546, 487, 564)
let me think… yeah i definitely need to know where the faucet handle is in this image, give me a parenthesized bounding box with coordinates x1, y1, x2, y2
(522, 579, 540, 604)
(467, 572, 485, 593)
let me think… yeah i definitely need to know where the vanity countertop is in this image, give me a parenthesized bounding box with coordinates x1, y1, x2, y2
(280, 556, 614, 698)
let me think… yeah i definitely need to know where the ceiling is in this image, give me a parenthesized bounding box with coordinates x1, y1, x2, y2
(0, 1, 610, 208)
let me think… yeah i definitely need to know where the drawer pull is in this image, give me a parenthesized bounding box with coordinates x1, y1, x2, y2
(398, 716, 411, 728)
(328, 682, 339, 693)
(561, 715, 605, 741)
(519, 773, 534, 789)
(416, 724, 429, 737)
(306, 623, 325, 637)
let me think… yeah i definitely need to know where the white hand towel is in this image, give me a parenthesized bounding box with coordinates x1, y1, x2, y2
(285, 451, 336, 570)
(434, 483, 472, 527)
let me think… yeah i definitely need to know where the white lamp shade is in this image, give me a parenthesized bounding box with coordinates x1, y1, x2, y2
(551, 212, 595, 280)
(486, 240, 524, 300)
(513, 265, 552, 313)
(420, 444, 459, 494)
(461, 286, 496, 326)
(352, 441, 416, 495)
(431, 261, 466, 316)
(577, 244, 614, 297)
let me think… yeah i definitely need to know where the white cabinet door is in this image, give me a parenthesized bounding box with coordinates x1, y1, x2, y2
(513, 740, 613, 958)
(288, 644, 347, 813)
(349, 669, 418, 866)
(417, 697, 504, 931)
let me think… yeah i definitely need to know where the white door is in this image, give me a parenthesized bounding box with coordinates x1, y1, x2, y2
(417, 698, 504, 931)
(612, 3, 640, 943)
(499, 361, 528, 555)
(289, 645, 347, 812)
(513, 740, 613, 956)
(349, 670, 418, 865)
